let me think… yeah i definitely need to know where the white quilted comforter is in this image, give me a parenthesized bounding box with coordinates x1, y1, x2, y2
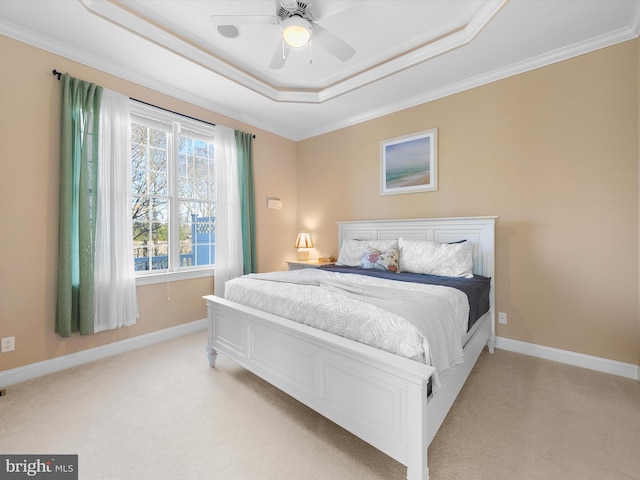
(224, 269, 469, 386)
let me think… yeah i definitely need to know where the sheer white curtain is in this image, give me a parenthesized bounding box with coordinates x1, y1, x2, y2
(213, 125, 244, 297)
(93, 89, 138, 332)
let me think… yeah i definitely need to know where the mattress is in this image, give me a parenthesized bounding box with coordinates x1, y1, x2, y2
(223, 268, 490, 386)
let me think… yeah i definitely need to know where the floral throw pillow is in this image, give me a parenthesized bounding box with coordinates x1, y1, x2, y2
(359, 246, 400, 273)
(336, 238, 399, 266)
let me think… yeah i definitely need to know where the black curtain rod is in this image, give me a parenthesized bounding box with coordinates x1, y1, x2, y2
(130, 97, 217, 129)
(52, 69, 255, 138)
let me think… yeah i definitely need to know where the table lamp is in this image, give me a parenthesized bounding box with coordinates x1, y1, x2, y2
(294, 232, 313, 261)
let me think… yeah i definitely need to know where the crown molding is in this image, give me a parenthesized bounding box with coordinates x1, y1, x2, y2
(0, 17, 284, 138)
(298, 15, 640, 140)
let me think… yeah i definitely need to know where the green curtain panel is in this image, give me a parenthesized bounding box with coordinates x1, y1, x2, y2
(235, 131, 256, 274)
(56, 74, 103, 337)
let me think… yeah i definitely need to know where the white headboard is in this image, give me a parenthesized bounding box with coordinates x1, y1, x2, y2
(337, 216, 496, 277)
(337, 216, 497, 327)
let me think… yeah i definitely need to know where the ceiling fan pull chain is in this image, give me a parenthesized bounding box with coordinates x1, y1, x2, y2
(309, 39, 312, 64)
(282, 39, 286, 60)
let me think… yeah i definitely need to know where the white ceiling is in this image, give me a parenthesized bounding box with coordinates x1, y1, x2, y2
(1, 0, 639, 141)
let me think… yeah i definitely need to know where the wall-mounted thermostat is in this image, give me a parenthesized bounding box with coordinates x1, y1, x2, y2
(267, 198, 283, 209)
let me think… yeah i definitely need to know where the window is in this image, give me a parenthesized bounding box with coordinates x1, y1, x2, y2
(130, 102, 216, 284)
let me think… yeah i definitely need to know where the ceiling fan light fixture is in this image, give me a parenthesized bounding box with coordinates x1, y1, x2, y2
(279, 0, 299, 13)
(282, 16, 311, 48)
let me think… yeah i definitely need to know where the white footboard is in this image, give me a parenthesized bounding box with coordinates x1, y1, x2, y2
(205, 295, 436, 480)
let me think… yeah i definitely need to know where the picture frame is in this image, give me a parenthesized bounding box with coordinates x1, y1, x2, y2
(380, 128, 437, 195)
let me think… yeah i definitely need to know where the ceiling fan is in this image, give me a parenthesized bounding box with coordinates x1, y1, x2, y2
(210, 0, 356, 69)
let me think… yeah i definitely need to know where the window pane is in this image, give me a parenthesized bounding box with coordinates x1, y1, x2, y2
(132, 196, 149, 224)
(179, 201, 196, 223)
(194, 157, 208, 179)
(195, 179, 208, 200)
(131, 119, 172, 273)
(150, 129, 166, 147)
(194, 139, 209, 157)
(178, 180, 192, 199)
(150, 228, 168, 271)
(150, 147, 167, 172)
(178, 135, 191, 154)
(131, 107, 215, 275)
(178, 129, 215, 267)
(179, 201, 215, 267)
(131, 143, 147, 171)
(177, 153, 188, 178)
(133, 247, 150, 271)
(151, 172, 168, 196)
(151, 199, 168, 221)
(132, 168, 148, 195)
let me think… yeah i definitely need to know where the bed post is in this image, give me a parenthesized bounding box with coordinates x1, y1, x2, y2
(406, 378, 429, 480)
(487, 264, 496, 354)
(487, 312, 496, 354)
(485, 217, 496, 354)
(206, 346, 218, 367)
(206, 299, 219, 367)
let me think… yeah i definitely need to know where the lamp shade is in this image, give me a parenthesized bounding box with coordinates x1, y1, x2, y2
(282, 16, 311, 48)
(294, 232, 313, 248)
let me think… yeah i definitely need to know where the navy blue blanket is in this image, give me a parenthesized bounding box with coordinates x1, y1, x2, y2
(320, 265, 491, 331)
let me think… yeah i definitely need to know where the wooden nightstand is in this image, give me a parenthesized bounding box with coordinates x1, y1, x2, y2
(287, 260, 336, 271)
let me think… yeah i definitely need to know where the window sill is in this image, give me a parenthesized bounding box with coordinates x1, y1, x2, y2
(135, 267, 214, 286)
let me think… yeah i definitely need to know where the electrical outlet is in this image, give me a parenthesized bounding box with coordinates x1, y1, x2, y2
(1, 336, 15, 353)
(498, 312, 507, 325)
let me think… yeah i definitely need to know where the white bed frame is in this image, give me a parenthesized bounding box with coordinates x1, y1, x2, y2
(204, 216, 496, 480)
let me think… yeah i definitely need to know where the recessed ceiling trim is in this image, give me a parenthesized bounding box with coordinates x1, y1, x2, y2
(79, 0, 284, 100)
(82, 0, 507, 104)
(316, 0, 508, 102)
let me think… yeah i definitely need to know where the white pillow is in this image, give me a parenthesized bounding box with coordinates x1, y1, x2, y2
(336, 238, 398, 267)
(398, 238, 474, 278)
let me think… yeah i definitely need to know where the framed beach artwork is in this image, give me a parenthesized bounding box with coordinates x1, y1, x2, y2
(380, 128, 437, 195)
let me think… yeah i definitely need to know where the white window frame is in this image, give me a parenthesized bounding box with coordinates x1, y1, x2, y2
(130, 101, 216, 286)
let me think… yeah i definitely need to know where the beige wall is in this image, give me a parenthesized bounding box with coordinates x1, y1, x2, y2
(298, 40, 640, 366)
(0, 35, 298, 372)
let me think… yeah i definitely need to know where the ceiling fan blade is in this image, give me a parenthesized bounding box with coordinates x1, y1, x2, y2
(210, 15, 277, 26)
(269, 42, 291, 69)
(307, 2, 357, 22)
(312, 25, 355, 62)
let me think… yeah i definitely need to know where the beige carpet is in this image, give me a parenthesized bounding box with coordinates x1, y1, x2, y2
(0, 330, 638, 480)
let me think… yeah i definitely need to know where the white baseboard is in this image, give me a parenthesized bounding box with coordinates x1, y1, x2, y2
(495, 336, 640, 382)
(0, 319, 207, 389)
(3, 327, 636, 389)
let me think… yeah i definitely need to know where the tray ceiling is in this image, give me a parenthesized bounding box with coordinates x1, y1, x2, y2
(0, 0, 639, 140)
